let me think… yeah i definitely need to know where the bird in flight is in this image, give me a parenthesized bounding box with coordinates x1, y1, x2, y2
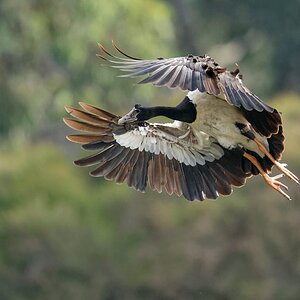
(64, 42, 299, 201)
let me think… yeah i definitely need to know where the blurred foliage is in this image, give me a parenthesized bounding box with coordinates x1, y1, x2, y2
(0, 0, 176, 137)
(0, 136, 300, 300)
(169, 0, 300, 97)
(0, 0, 300, 299)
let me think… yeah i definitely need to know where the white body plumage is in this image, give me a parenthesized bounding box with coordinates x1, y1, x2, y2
(188, 90, 269, 157)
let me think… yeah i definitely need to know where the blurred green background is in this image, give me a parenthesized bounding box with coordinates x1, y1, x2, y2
(0, 0, 300, 299)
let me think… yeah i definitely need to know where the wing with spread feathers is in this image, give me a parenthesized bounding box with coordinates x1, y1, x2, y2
(64, 102, 253, 201)
(97, 42, 273, 113)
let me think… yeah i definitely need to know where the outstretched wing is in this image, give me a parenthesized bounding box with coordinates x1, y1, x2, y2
(64, 102, 252, 201)
(97, 42, 273, 113)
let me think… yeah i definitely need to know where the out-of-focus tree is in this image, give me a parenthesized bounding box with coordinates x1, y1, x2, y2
(0, 0, 175, 137)
(0, 106, 300, 299)
(1, 0, 300, 299)
(168, 0, 300, 97)
(2, 0, 299, 138)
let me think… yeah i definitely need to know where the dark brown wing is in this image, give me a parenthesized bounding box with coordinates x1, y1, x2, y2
(97, 42, 273, 113)
(64, 102, 253, 201)
(218, 70, 282, 137)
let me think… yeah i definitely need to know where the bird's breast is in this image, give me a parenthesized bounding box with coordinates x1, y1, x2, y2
(188, 90, 266, 153)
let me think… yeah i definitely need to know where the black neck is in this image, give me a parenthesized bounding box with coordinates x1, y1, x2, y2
(144, 97, 197, 123)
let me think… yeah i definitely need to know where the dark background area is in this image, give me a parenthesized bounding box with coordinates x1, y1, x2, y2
(0, 0, 300, 299)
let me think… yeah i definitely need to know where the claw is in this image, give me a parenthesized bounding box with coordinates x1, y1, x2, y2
(271, 173, 284, 180)
(262, 173, 291, 200)
(274, 161, 299, 185)
(243, 152, 293, 200)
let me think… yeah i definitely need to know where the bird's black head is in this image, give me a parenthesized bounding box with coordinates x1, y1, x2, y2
(118, 104, 152, 124)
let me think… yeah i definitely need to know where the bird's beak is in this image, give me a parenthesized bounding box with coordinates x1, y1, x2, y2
(118, 106, 140, 124)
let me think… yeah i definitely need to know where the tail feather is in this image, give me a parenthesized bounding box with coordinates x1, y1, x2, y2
(63, 118, 111, 133)
(66, 134, 106, 144)
(65, 106, 112, 126)
(78, 102, 119, 121)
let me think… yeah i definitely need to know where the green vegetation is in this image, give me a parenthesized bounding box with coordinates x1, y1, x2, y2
(0, 0, 300, 299)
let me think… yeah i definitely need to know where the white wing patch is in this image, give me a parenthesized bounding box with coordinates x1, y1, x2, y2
(113, 122, 224, 166)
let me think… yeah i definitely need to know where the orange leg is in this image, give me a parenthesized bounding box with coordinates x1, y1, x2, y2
(254, 139, 299, 185)
(243, 152, 291, 200)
